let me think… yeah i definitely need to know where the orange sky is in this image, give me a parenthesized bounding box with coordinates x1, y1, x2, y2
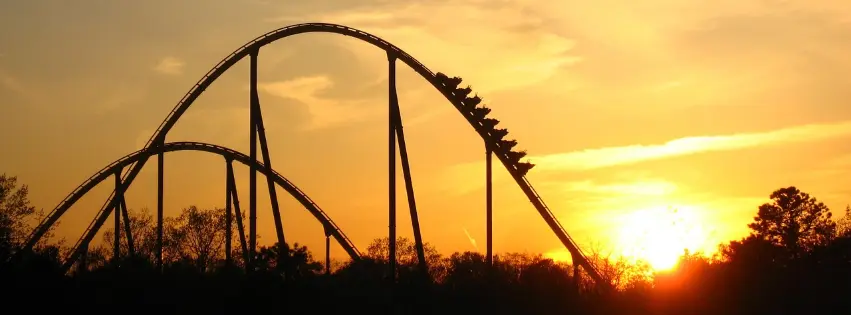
(1, 0, 850, 270)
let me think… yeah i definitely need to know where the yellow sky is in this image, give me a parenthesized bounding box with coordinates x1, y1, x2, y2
(1, 0, 850, 268)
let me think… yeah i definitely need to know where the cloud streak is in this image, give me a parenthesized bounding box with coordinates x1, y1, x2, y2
(0, 69, 47, 107)
(439, 120, 851, 195)
(259, 75, 381, 130)
(559, 179, 678, 196)
(532, 120, 851, 172)
(153, 56, 185, 75)
(269, 1, 581, 93)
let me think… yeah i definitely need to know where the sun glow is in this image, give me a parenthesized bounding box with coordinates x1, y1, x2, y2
(616, 206, 714, 271)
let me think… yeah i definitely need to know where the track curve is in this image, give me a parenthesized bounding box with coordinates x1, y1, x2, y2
(25, 22, 605, 286)
(31, 142, 361, 268)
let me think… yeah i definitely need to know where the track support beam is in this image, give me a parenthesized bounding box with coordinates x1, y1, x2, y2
(120, 198, 135, 257)
(157, 152, 164, 271)
(227, 160, 250, 268)
(389, 55, 428, 275)
(252, 82, 288, 266)
(486, 146, 493, 266)
(248, 49, 259, 267)
(79, 243, 88, 273)
(324, 225, 332, 275)
(225, 159, 233, 266)
(387, 53, 398, 282)
(113, 171, 122, 264)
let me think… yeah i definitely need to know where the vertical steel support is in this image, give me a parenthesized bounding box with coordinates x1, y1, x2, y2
(324, 225, 331, 275)
(253, 94, 287, 256)
(486, 147, 493, 266)
(389, 55, 427, 274)
(113, 171, 121, 263)
(387, 53, 397, 280)
(79, 242, 88, 273)
(157, 152, 164, 271)
(248, 49, 259, 264)
(227, 161, 250, 267)
(120, 198, 135, 256)
(225, 159, 233, 266)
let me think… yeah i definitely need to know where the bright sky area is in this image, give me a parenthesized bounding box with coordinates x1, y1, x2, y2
(1, 0, 850, 271)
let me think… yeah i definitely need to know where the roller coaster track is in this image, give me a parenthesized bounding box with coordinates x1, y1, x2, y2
(23, 22, 606, 287)
(47, 142, 361, 268)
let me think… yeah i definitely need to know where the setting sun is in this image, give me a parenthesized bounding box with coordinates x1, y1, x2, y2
(616, 206, 715, 271)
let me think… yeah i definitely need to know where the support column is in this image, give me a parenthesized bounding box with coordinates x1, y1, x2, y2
(486, 147, 493, 266)
(113, 171, 122, 264)
(157, 152, 164, 271)
(390, 55, 427, 274)
(248, 49, 259, 265)
(387, 53, 397, 281)
(324, 225, 331, 276)
(253, 96, 287, 258)
(225, 159, 233, 266)
(79, 242, 88, 274)
(120, 198, 135, 256)
(227, 161, 249, 267)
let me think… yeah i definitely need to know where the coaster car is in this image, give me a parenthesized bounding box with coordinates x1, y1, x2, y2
(472, 106, 491, 120)
(506, 150, 527, 164)
(499, 139, 518, 151)
(455, 86, 472, 99)
(490, 128, 508, 141)
(481, 118, 499, 129)
(515, 162, 535, 176)
(464, 95, 482, 108)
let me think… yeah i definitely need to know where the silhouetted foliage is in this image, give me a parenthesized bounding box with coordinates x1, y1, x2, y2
(254, 241, 322, 279)
(100, 208, 158, 262)
(163, 205, 228, 271)
(837, 205, 851, 238)
(2, 175, 851, 314)
(748, 186, 836, 257)
(0, 174, 53, 254)
(365, 236, 445, 279)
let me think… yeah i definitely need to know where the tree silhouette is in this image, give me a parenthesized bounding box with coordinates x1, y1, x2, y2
(582, 243, 651, 290)
(836, 205, 851, 238)
(747, 186, 836, 257)
(254, 242, 322, 279)
(0, 174, 52, 255)
(163, 206, 228, 272)
(365, 236, 445, 279)
(444, 251, 490, 288)
(100, 208, 157, 261)
(5, 175, 851, 313)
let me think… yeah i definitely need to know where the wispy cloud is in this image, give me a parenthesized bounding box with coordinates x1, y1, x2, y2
(532, 120, 851, 172)
(94, 84, 146, 115)
(153, 56, 185, 76)
(439, 121, 851, 195)
(0, 71, 27, 97)
(268, 1, 581, 93)
(560, 179, 678, 196)
(462, 227, 479, 250)
(259, 75, 380, 130)
(0, 69, 46, 107)
(137, 106, 252, 150)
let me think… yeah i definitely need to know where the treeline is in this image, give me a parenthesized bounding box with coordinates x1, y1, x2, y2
(2, 173, 850, 314)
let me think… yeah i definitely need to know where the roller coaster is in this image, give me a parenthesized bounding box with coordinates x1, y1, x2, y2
(16, 23, 609, 289)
